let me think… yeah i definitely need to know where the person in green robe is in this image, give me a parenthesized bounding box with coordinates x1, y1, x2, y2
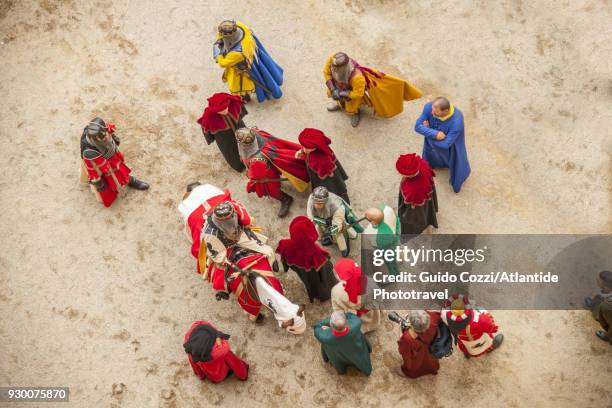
(363, 206, 400, 276)
(313, 311, 372, 376)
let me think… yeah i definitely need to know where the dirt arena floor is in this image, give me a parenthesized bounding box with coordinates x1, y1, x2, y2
(1, 0, 611, 407)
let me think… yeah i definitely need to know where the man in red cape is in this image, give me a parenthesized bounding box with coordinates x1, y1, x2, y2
(183, 320, 248, 383)
(397, 310, 441, 378)
(296, 128, 350, 203)
(396, 153, 438, 235)
(276, 216, 337, 302)
(80, 117, 149, 207)
(197, 93, 246, 172)
(235, 127, 309, 218)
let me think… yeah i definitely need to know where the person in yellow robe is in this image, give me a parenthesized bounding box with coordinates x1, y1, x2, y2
(213, 20, 284, 103)
(323, 52, 423, 127)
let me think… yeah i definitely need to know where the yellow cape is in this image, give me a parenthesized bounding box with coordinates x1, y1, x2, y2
(366, 73, 423, 118)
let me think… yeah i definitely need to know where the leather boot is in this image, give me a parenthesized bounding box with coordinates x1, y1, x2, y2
(242, 93, 251, 103)
(340, 235, 351, 257)
(277, 192, 293, 218)
(350, 109, 361, 128)
(492, 333, 504, 350)
(128, 177, 149, 190)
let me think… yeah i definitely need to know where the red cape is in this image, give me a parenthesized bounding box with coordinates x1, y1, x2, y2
(397, 153, 435, 207)
(276, 216, 329, 270)
(197, 93, 244, 134)
(184, 321, 248, 383)
(298, 128, 337, 178)
(257, 129, 309, 184)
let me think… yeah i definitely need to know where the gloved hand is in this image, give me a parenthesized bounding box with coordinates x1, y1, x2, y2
(331, 89, 341, 101)
(215, 291, 230, 301)
(244, 227, 263, 246)
(92, 179, 106, 192)
(339, 90, 350, 100)
(213, 39, 224, 58)
(328, 224, 340, 235)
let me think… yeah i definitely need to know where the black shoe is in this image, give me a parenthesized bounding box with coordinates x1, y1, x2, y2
(464, 353, 471, 359)
(128, 177, 149, 190)
(584, 297, 594, 309)
(255, 313, 264, 324)
(321, 237, 333, 246)
(596, 330, 609, 342)
(492, 333, 504, 349)
(242, 94, 251, 103)
(277, 193, 293, 218)
(350, 110, 361, 128)
(272, 260, 279, 272)
(340, 237, 351, 257)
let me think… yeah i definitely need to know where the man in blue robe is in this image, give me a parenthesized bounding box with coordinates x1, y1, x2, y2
(414, 97, 471, 193)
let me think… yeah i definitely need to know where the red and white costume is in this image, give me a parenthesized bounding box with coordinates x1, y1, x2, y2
(441, 294, 500, 358)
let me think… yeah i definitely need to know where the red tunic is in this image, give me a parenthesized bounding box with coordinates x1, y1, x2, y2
(397, 312, 440, 378)
(208, 253, 283, 317)
(184, 321, 249, 383)
(82, 149, 131, 207)
(246, 156, 283, 199)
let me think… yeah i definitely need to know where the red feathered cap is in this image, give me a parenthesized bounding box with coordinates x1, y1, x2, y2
(298, 128, 337, 178)
(207, 92, 239, 112)
(396, 153, 421, 177)
(334, 258, 365, 304)
(298, 128, 332, 150)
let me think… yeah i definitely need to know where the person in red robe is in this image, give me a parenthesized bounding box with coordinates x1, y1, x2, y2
(276, 216, 337, 302)
(396, 153, 438, 235)
(296, 128, 350, 203)
(197, 93, 246, 172)
(183, 320, 248, 383)
(235, 127, 310, 218)
(397, 310, 441, 378)
(80, 117, 148, 207)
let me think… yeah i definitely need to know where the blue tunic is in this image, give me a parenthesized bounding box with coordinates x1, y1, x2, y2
(414, 102, 471, 193)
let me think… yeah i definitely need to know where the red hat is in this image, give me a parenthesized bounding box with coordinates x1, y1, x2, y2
(206, 92, 237, 112)
(298, 128, 336, 178)
(396, 153, 421, 177)
(334, 258, 365, 304)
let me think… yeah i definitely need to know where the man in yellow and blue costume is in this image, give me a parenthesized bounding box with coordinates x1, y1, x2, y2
(213, 20, 283, 103)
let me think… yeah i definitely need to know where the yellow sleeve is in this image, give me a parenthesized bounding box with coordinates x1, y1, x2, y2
(348, 73, 366, 100)
(323, 55, 334, 81)
(216, 51, 245, 68)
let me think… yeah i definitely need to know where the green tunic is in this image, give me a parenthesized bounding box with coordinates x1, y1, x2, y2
(314, 313, 372, 375)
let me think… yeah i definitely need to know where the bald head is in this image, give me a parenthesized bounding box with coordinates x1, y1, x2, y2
(432, 96, 451, 118)
(330, 311, 347, 332)
(365, 207, 383, 226)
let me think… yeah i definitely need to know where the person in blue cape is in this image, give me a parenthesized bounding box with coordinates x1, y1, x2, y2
(414, 97, 471, 193)
(213, 20, 283, 103)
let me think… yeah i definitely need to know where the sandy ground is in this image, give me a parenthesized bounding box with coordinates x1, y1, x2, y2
(1, 0, 611, 407)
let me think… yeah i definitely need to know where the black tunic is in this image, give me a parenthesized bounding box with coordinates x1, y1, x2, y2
(283, 259, 338, 303)
(398, 185, 439, 235)
(308, 159, 350, 204)
(202, 107, 247, 172)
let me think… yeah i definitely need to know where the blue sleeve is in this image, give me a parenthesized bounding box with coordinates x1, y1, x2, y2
(414, 104, 439, 140)
(432, 115, 464, 149)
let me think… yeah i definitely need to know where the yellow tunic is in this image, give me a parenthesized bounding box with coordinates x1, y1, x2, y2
(323, 54, 423, 117)
(215, 21, 256, 95)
